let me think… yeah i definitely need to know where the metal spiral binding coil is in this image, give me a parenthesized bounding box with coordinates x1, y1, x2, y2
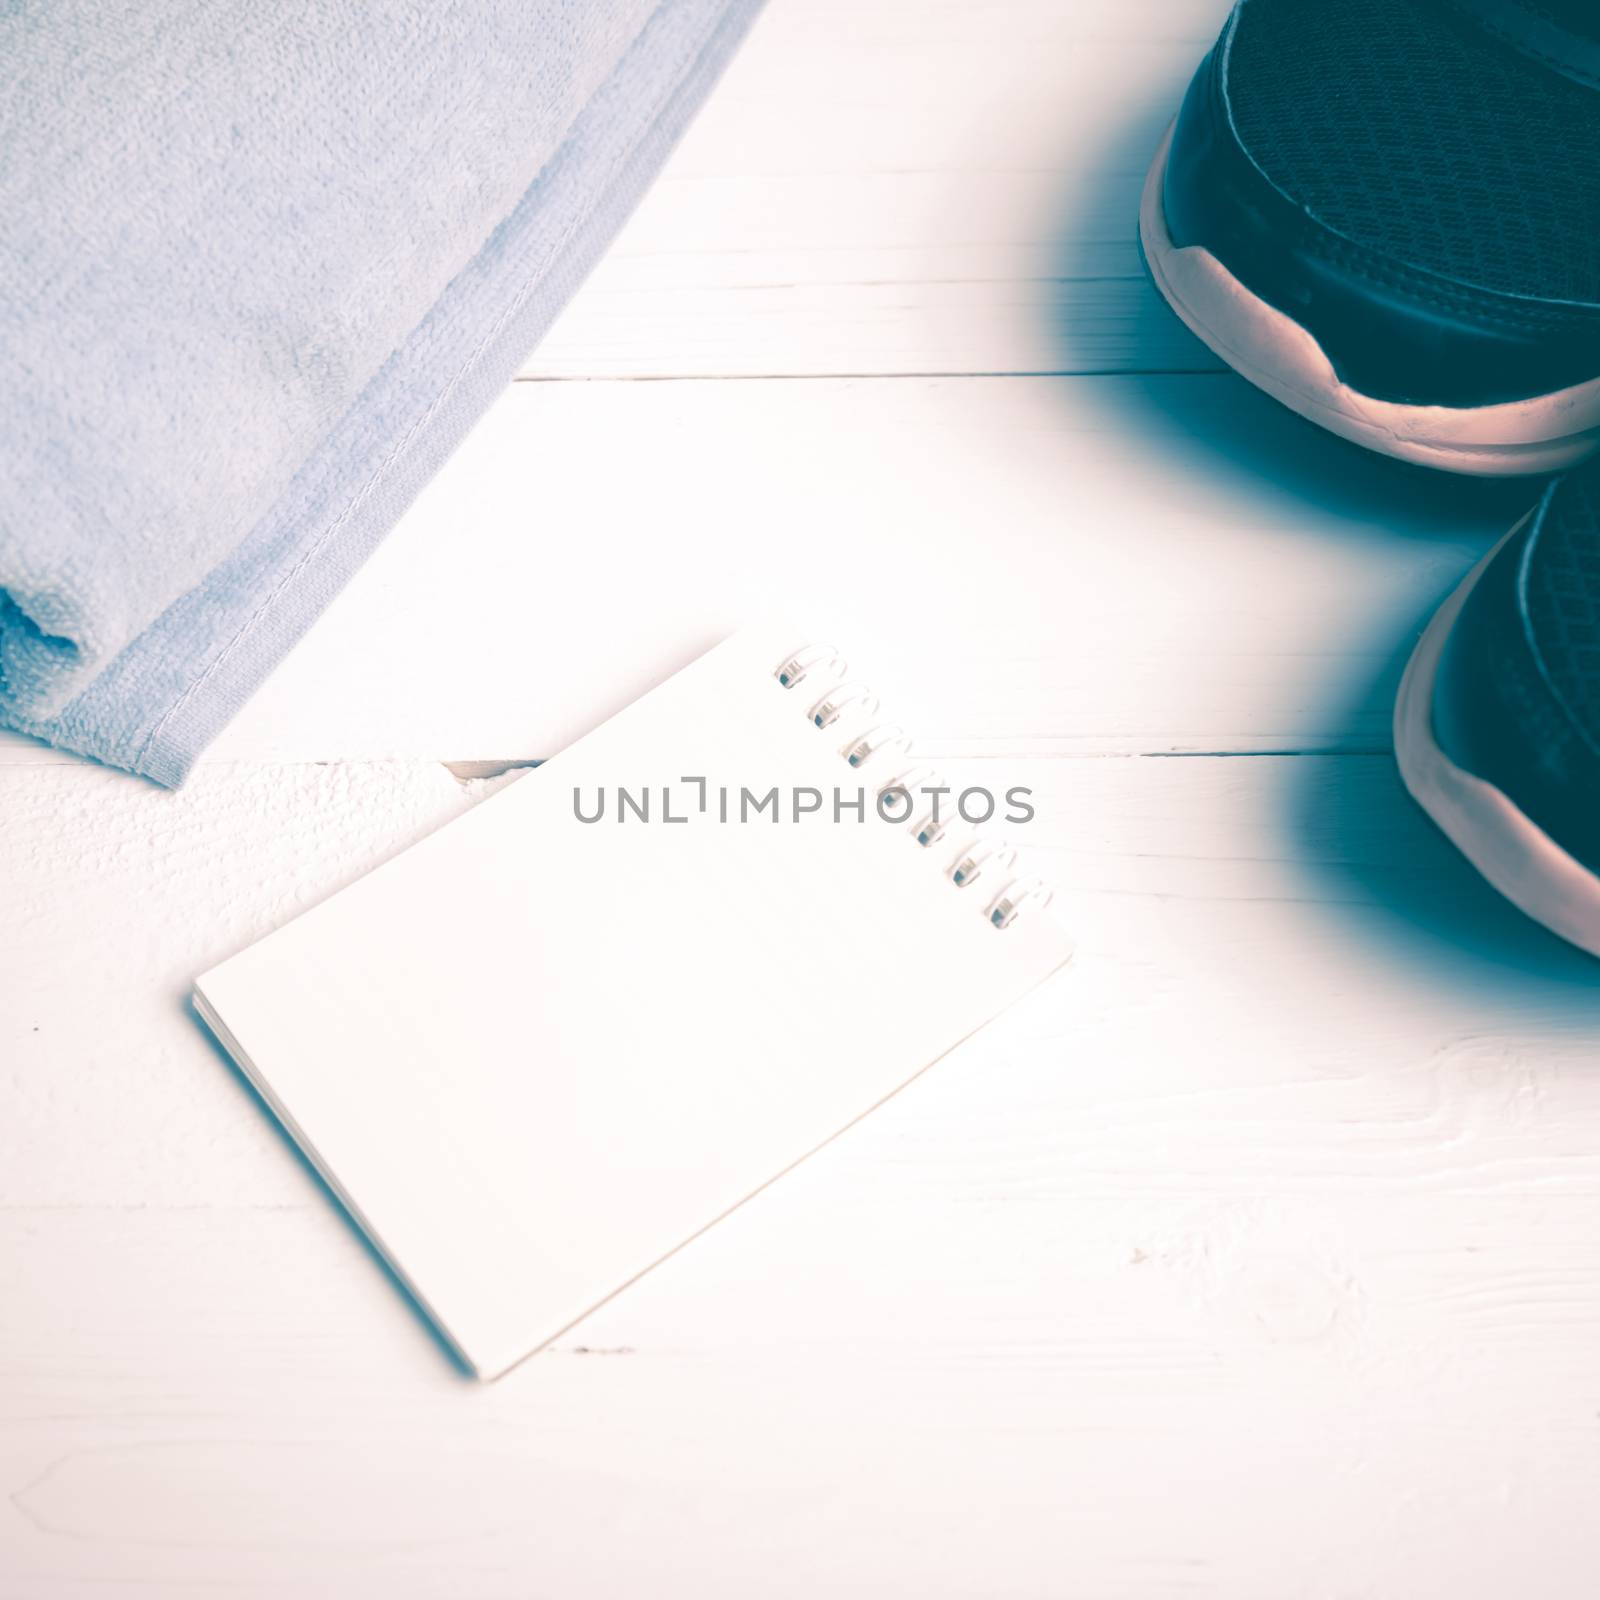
(773, 642, 1057, 933)
(772, 644, 845, 691)
(807, 683, 879, 730)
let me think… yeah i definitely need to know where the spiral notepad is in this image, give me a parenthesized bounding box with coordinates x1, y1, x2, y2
(195, 625, 1073, 1378)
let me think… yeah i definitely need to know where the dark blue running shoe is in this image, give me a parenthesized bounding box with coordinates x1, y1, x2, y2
(1141, 0, 1600, 476)
(1396, 463, 1600, 954)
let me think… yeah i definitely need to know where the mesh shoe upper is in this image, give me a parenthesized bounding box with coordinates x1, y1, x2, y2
(1522, 468, 1600, 738)
(1225, 0, 1600, 306)
(1501, 0, 1600, 41)
(1433, 465, 1600, 870)
(1158, 0, 1600, 405)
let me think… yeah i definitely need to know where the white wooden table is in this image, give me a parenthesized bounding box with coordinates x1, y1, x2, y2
(7, 3, 1600, 1594)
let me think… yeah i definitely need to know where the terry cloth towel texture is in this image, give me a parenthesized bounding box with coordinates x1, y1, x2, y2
(0, 0, 763, 785)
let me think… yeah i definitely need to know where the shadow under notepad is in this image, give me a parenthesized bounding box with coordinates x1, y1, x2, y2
(189, 999, 477, 1379)
(1042, 103, 1597, 995)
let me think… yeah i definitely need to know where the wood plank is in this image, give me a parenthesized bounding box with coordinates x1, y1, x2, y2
(0, 373, 1518, 770)
(4, 1189, 1599, 1598)
(11, 749, 1598, 1209)
(5, 751, 1600, 1594)
(525, 0, 1231, 377)
(9, 2, 1587, 1589)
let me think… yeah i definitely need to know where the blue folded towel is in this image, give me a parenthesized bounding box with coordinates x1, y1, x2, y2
(0, 0, 761, 785)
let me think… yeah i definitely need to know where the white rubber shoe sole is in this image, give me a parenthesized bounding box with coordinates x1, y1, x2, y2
(1139, 125, 1600, 477)
(1394, 519, 1600, 959)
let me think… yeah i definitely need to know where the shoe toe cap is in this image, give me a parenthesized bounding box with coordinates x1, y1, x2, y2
(1159, 10, 1600, 408)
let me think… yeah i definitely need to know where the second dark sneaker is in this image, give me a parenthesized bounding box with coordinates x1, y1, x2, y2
(1396, 461, 1600, 955)
(1141, 0, 1600, 476)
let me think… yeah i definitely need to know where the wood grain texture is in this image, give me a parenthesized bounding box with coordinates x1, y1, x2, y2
(5, 0, 1597, 1593)
(0, 374, 1531, 769)
(6, 755, 1600, 1595)
(524, 0, 1231, 378)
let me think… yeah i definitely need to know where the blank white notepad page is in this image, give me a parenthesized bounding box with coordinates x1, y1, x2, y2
(196, 626, 1072, 1377)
